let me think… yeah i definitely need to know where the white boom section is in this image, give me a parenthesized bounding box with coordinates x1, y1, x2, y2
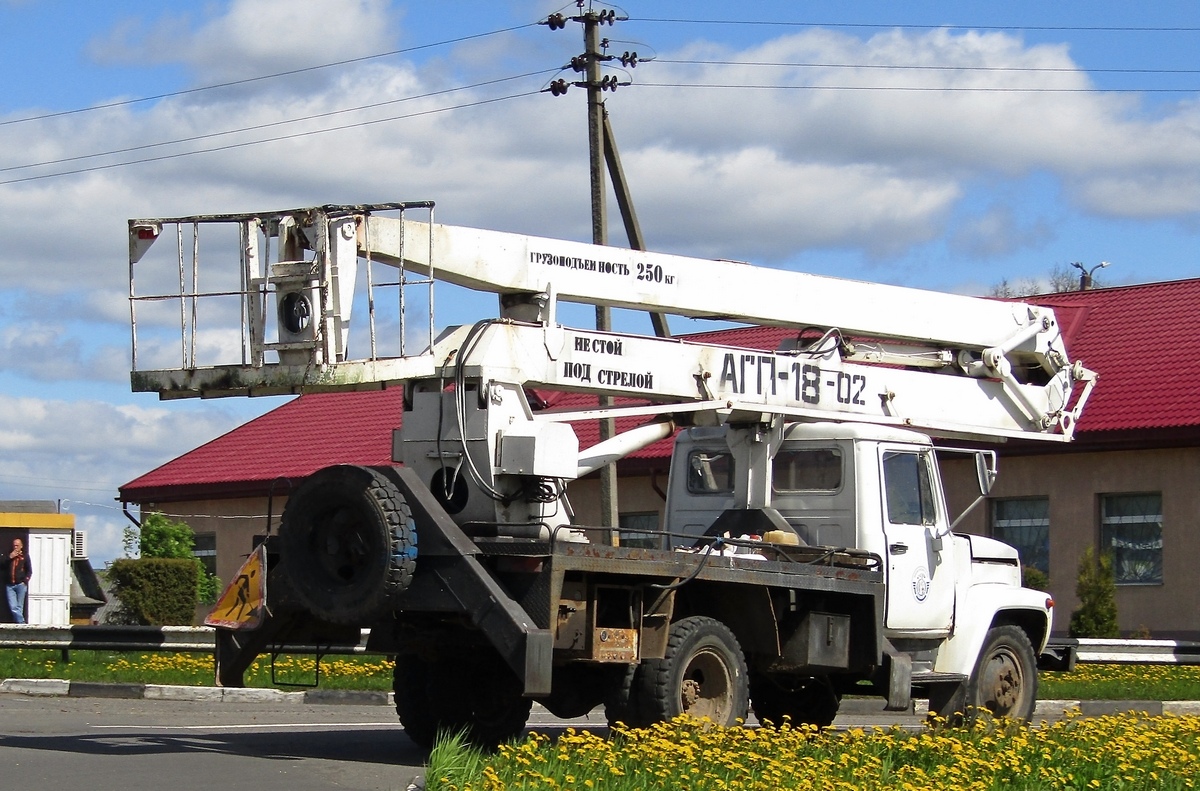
(361, 217, 1061, 363)
(126, 204, 1095, 443)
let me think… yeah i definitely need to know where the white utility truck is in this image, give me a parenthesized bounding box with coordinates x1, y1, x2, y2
(127, 202, 1093, 747)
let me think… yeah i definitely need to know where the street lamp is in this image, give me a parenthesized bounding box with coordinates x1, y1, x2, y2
(1071, 261, 1109, 291)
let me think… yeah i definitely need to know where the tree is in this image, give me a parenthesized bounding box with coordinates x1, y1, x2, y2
(1068, 547, 1119, 638)
(137, 512, 196, 559)
(988, 264, 1101, 298)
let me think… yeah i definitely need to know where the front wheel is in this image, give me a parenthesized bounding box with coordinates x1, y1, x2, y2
(639, 616, 749, 726)
(930, 624, 1038, 723)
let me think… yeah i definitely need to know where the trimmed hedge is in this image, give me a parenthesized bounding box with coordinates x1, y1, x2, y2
(108, 558, 199, 626)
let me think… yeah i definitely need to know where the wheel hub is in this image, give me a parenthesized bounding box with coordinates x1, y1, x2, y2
(982, 648, 1024, 713)
(680, 649, 732, 720)
(681, 678, 701, 709)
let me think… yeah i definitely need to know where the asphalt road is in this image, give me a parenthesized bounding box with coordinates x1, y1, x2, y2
(0, 694, 959, 790)
(0, 696, 427, 791)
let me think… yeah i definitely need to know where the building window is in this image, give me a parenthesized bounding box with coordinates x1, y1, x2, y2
(193, 532, 217, 576)
(991, 497, 1050, 575)
(1101, 493, 1163, 585)
(772, 448, 842, 493)
(618, 512, 660, 549)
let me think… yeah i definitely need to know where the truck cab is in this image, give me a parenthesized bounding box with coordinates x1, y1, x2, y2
(665, 421, 1046, 668)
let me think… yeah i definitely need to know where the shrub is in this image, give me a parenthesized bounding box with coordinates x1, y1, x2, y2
(124, 512, 221, 606)
(108, 558, 199, 626)
(1068, 547, 1119, 638)
(1022, 566, 1049, 591)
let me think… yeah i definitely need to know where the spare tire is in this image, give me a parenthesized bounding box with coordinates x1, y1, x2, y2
(279, 465, 417, 624)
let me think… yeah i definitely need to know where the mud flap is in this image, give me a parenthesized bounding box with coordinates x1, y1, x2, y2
(883, 648, 912, 712)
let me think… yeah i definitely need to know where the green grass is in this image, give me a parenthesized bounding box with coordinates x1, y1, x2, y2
(2, 650, 1200, 701)
(0, 649, 394, 690)
(1039, 663, 1200, 701)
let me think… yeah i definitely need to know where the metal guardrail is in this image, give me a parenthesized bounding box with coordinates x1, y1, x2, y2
(1, 627, 1196, 665)
(0, 624, 371, 655)
(1049, 637, 1200, 665)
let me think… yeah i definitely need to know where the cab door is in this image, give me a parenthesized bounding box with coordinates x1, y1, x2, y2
(879, 447, 955, 633)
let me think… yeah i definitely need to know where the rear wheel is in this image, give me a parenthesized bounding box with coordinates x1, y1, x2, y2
(750, 673, 841, 728)
(604, 663, 651, 729)
(279, 465, 416, 624)
(393, 650, 531, 751)
(639, 616, 749, 726)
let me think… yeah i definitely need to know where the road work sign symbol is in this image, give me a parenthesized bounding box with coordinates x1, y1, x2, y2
(204, 543, 266, 630)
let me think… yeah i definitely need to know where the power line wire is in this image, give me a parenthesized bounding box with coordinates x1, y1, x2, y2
(630, 17, 1200, 33)
(636, 81, 1200, 93)
(1, 70, 556, 175)
(0, 22, 538, 127)
(656, 58, 1200, 75)
(0, 90, 542, 186)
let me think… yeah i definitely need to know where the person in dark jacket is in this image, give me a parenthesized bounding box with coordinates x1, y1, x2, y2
(5, 538, 32, 624)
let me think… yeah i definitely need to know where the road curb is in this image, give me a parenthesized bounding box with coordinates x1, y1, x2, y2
(69, 681, 145, 699)
(0, 678, 70, 696)
(304, 688, 393, 706)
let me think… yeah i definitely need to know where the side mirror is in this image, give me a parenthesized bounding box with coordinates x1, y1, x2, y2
(975, 451, 997, 495)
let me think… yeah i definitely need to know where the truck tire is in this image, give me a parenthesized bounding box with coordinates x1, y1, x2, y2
(930, 624, 1038, 724)
(639, 616, 749, 726)
(750, 673, 840, 728)
(393, 653, 450, 751)
(279, 465, 416, 625)
(604, 663, 651, 729)
(393, 650, 532, 751)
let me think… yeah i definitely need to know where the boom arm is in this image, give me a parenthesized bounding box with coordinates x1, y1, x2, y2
(126, 203, 1094, 443)
(362, 216, 1063, 365)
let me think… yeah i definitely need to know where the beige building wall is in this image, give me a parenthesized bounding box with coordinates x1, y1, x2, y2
(943, 447, 1200, 639)
(148, 497, 283, 587)
(567, 475, 667, 528)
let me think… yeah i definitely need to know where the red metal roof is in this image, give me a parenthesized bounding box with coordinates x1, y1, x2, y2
(1020, 278, 1200, 434)
(120, 389, 404, 503)
(120, 278, 1200, 501)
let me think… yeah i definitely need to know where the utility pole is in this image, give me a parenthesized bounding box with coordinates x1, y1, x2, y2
(544, 5, 656, 532)
(582, 8, 618, 532)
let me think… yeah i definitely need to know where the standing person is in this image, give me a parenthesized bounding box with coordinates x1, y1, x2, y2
(5, 538, 32, 624)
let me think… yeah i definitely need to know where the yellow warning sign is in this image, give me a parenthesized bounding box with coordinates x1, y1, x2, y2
(204, 543, 267, 630)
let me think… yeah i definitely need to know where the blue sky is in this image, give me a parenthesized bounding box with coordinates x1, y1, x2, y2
(0, 0, 1197, 563)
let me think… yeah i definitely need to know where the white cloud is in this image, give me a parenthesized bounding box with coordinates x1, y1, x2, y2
(4, 15, 1196, 296)
(609, 27, 1200, 228)
(623, 146, 960, 260)
(950, 205, 1056, 259)
(0, 394, 259, 484)
(88, 0, 397, 85)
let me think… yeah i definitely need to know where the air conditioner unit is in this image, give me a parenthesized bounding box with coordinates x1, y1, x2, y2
(73, 531, 87, 559)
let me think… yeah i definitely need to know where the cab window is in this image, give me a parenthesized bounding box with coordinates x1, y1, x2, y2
(882, 451, 937, 526)
(686, 451, 734, 494)
(773, 448, 842, 492)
